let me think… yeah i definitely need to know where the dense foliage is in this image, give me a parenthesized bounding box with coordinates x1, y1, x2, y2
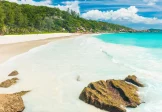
(0, 1, 132, 34)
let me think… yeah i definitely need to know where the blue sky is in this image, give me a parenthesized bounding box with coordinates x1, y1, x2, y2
(8, 0, 162, 29)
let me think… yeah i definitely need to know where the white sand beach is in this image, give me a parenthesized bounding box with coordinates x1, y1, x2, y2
(0, 33, 81, 64)
(0, 33, 162, 112)
(0, 33, 77, 44)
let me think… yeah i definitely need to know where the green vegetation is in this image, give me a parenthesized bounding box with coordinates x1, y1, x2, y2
(0, 1, 133, 35)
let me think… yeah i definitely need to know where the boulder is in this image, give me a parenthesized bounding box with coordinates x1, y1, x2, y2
(79, 76, 143, 112)
(0, 94, 25, 112)
(8, 70, 19, 76)
(0, 78, 19, 88)
(110, 80, 140, 107)
(80, 80, 126, 112)
(125, 75, 144, 87)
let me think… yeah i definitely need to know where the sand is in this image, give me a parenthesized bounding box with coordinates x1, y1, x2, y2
(0, 33, 81, 64)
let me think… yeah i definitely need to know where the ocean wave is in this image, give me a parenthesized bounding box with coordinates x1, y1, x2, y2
(92, 35, 162, 77)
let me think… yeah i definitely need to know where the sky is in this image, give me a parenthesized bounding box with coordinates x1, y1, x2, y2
(7, 0, 162, 29)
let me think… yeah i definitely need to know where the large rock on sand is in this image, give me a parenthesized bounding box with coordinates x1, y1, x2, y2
(0, 94, 25, 112)
(79, 76, 143, 112)
(125, 75, 144, 87)
(110, 80, 140, 107)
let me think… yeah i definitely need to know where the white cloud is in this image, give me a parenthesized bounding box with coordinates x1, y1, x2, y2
(143, 0, 158, 5)
(55, 1, 80, 14)
(8, 0, 52, 6)
(81, 6, 162, 24)
(7, 0, 80, 13)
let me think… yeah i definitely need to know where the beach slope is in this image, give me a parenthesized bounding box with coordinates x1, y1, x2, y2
(0, 33, 80, 64)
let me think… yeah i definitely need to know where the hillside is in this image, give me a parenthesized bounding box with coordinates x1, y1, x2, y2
(0, 1, 133, 34)
(148, 29, 162, 33)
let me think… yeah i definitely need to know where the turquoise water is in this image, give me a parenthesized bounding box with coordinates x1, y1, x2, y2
(96, 33, 162, 48)
(95, 32, 162, 73)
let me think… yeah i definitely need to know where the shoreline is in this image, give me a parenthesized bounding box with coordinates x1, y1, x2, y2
(0, 33, 82, 64)
(0, 33, 78, 45)
(0, 33, 162, 112)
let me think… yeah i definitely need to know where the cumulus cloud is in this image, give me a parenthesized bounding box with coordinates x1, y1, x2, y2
(7, 0, 80, 13)
(81, 6, 162, 24)
(55, 1, 80, 14)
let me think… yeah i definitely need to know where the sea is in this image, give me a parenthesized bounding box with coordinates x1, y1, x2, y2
(0, 33, 162, 112)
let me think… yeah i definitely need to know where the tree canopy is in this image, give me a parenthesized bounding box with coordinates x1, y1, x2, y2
(0, 1, 133, 34)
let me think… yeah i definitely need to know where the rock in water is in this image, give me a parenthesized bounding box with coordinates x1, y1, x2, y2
(0, 94, 25, 112)
(8, 70, 19, 76)
(79, 76, 143, 112)
(0, 78, 19, 88)
(125, 75, 144, 87)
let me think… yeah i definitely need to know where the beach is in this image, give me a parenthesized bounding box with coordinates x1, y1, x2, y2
(0, 33, 162, 112)
(0, 33, 81, 64)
